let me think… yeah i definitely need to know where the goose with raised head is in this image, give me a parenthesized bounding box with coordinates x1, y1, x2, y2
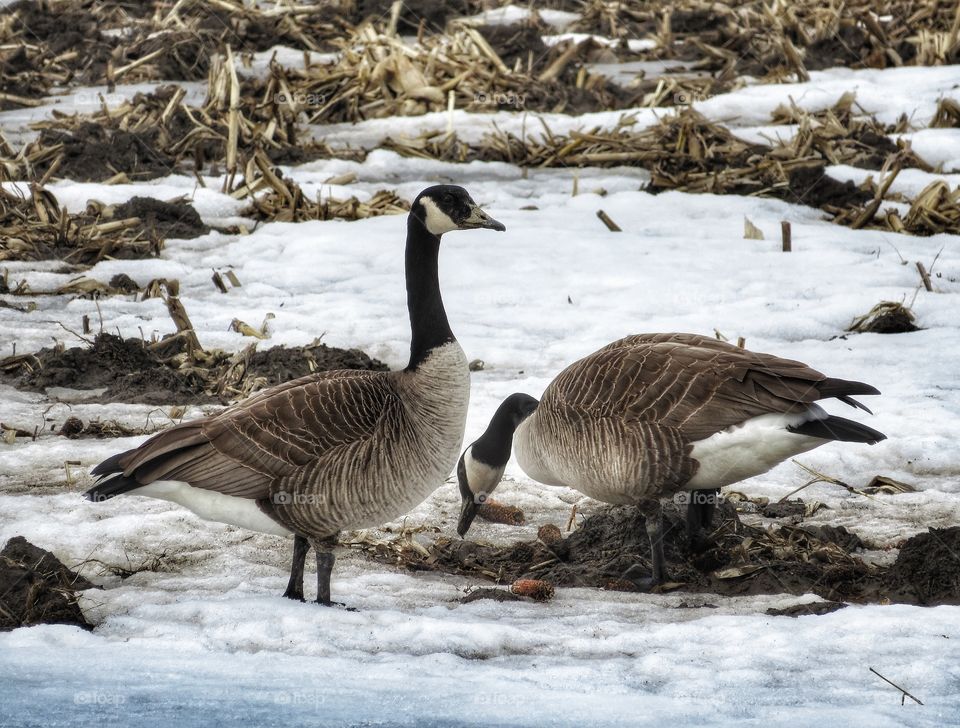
(85, 185, 505, 605)
(457, 333, 885, 588)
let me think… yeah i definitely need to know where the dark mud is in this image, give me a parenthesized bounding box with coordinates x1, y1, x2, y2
(11, 333, 210, 405)
(781, 164, 873, 210)
(0, 536, 94, 632)
(373, 503, 960, 607)
(113, 197, 210, 241)
(243, 341, 389, 388)
(357, 0, 472, 34)
(2, 333, 388, 406)
(35, 124, 178, 183)
(477, 23, 550, 72)
(885, 527, 960, 605)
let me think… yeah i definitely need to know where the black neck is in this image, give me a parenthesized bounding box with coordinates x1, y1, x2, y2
(405, 214, 454, 369)
(471, 406, 518, 467)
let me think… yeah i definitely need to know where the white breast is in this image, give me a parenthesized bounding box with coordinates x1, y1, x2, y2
(685, 406, 828, 489)
(463, 446, 506, 498)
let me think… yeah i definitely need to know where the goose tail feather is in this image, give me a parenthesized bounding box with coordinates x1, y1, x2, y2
(787, 415, 886, 444)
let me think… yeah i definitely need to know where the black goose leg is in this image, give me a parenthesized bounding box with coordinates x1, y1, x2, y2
(309, 534, 340, 607)
(624, 499, 670, 591)
(645, 501, 668, 585)
(686, 488, 720, 553)
(282, 534, 310, 601)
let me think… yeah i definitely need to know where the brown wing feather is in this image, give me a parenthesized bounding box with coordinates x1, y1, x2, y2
(544, 333, 850, 442)
(110, 369, 399, 499)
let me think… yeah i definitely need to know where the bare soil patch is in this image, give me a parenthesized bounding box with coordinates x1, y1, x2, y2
(0, 333, 388, 406)
(0, 536, 93, 631)
(360, 502, 960, 607)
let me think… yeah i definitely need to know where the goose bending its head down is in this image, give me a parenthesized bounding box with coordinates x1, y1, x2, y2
(457, 333, 885, 589)
(456, 393, 539, 537)
(85, 185, 505, 606)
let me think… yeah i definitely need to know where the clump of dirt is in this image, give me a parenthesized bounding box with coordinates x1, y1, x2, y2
(766, 601, 847, 617)
(0, 536, 94, 631)
(357, 0, 472, 34)
(244, 342, 389, 387)
(782, 164, 873, 210)
(58, 415, 159, 439)
(2, 333, 388, 405)
(35, 124, 178, 183)
(366, 503, 960, 607)
(847, 301, 920, 335)
(113, 197, 210, 240)
(11, 333, 210, 405)
(885, 527, 960, 605)
(802, 25, 874, 71)
(476, 23, 549, 71)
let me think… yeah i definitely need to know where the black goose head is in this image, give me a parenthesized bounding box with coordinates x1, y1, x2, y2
(411, 185, 505, 237)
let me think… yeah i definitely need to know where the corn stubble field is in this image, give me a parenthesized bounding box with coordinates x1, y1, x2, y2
(1, 0, 960, 726)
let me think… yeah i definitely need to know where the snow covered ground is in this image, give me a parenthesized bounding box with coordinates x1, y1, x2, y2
(1, 61, 960, 726)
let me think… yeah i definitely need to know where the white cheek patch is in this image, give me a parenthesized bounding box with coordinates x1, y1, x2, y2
(419, 197, 457, 235)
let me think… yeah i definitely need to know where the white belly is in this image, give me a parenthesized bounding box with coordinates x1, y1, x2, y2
(134, 481, 294, 537)
(685, 408, 828, 489)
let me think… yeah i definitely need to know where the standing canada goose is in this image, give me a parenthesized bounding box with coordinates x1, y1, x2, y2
(85, 185, 505, 605)
(456, 393, 539, 536)
(457, 333, 885, 588)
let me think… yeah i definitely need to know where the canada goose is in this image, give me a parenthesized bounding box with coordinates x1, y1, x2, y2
(457, 333, 885, 588)
(85, 185, 505, 605)
(456, 393, 539, 536)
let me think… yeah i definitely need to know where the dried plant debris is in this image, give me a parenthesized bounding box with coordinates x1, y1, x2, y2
(57, 415, 162, 439)
(847, 301, 920, 334)
(254, 23, 640, 122)
(356, 503, 960, 606)
(0, 535, 93, 631)
(769, 92, 927, 172)
(572, 0, 960, 78)
(0, 0, 360, 106)
(0, 0, 114, 108)
(238, 157, 409, 222)
(930, 97, 960, 128)
(0, 185, 209, 264)
(0, 332, 388, 406)
(387, 100, 958, 235)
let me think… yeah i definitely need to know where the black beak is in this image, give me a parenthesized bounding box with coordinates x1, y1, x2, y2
(457, 495, 478, 538)
(460, 204, 505, 232)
